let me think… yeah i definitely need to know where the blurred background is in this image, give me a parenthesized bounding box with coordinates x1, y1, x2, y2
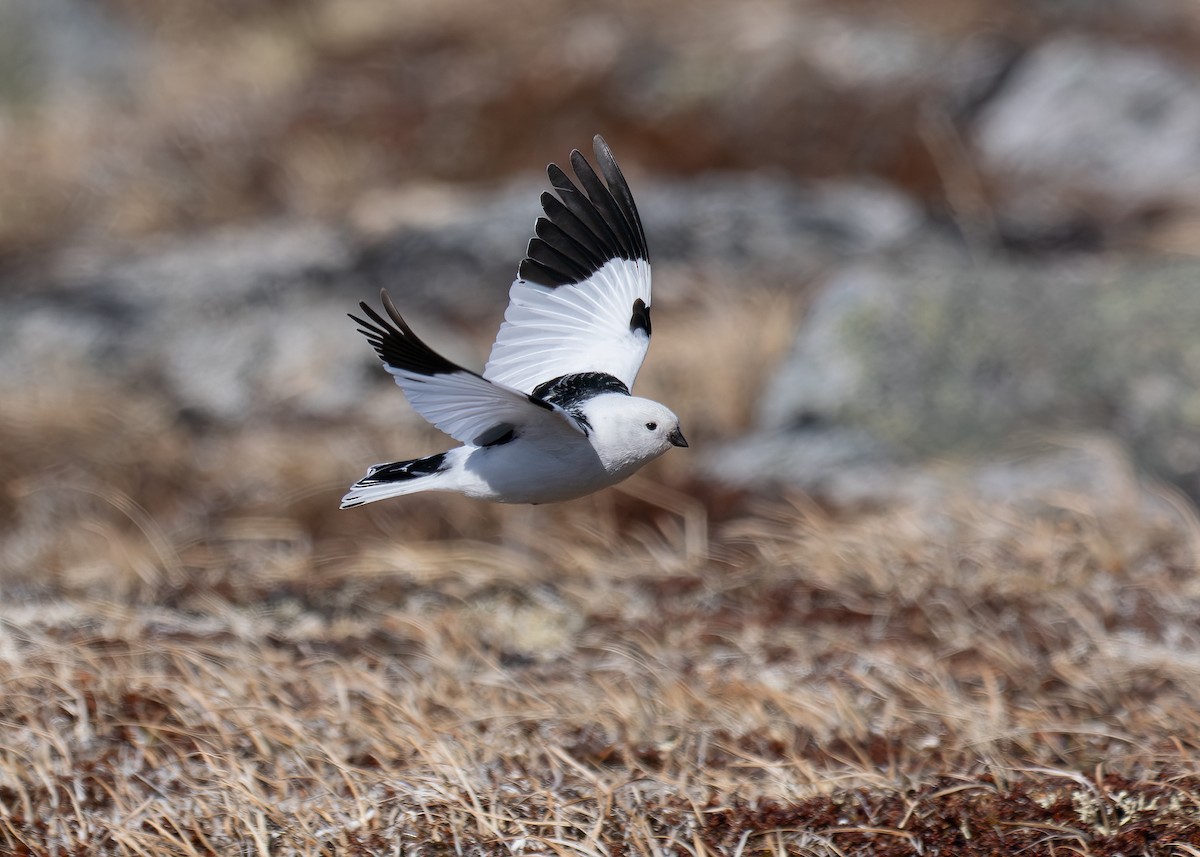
(3, 0, 1200, 585)
(8, 2, 1200, 847)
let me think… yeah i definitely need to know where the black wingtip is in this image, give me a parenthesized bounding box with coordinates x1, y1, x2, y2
(379, 289, 409, 332)
(518, 136, 647, 289)
(349, 292, 462, 376)
(592, 134, 612, 161)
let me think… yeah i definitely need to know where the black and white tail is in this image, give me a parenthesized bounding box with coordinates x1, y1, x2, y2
(340, 452, 449, 509)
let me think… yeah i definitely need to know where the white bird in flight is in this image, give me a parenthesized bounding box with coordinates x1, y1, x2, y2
(341, 136, 686, 509)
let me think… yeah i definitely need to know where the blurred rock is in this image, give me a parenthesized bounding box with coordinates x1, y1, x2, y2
(349, 181, 540, 319)
(2, 174, 920, 423)
(1, 222, 368, 423)
(0, 0, 141, 108)
(972, 37, 1200, 240)
(644, 175, 922, 274)
(938, 33, 1024, 119)
(713, 429, 1173, 524)
(54, 222, 353, 309)
(356, 174, 922, 304)
(708, 247, 1200, 503)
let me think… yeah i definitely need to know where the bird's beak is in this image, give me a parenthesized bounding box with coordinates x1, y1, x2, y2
(668, 427, 688, 448)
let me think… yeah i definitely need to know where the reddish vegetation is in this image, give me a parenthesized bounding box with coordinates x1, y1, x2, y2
(3, 475, 1200, 852)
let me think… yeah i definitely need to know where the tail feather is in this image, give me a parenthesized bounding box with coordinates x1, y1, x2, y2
(340, 452, 449, 509)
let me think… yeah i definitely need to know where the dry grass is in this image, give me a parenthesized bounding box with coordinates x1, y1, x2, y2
(4, 492, 1200, 854)
(4, 277, 1200, 854)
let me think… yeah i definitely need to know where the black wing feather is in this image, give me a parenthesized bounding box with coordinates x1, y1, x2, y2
(516, 257, 572, 287)
(518, 136, 648, 288)
(593, 136, 648, 260)
(534, 217, 606, 271)
(525, 236, 593, 284)
(568, 150, 640, 259)
(537, 193, 610, 266)
(349, 291, 463, 376)
(547, 165, 623, 257)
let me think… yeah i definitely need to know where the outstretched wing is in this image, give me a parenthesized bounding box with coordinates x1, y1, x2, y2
(350, 291, 585, 445)
(483, 135, 652, 395)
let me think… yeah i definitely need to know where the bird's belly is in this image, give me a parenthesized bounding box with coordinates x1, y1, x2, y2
(459, 442, 620, 505)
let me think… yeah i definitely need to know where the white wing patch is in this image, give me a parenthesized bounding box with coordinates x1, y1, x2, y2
(349, 292, 585, 446)
(482, 135, 653, 395)
(484, 258, 651, 394)
(382, 366, 581, 446)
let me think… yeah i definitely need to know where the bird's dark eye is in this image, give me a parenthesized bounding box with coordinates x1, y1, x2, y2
(645, 421, 658, 431)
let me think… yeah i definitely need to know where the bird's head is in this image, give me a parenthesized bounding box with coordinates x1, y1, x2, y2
(581, 395, 687, 473)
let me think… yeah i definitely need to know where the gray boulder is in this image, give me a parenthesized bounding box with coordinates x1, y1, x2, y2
(973, 36, 1200, 236)
(2, 175, 921, 424)
(1, 222, 373, 423)
(709, 246, 1200, 504)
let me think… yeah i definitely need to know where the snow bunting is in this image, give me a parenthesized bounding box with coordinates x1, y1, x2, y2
(341, 136, 686, 508)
